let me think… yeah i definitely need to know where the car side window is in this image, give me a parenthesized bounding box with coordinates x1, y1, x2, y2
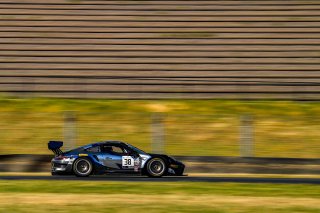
(85, 146, 100, 153)
(102, 145, 128, 155)
(102, 145, 113, 153)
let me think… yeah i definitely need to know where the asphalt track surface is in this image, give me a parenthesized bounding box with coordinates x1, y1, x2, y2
(1, 175, 320, 184)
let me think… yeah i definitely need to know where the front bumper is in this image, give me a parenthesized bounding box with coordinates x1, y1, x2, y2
(168, 162, 185, 176)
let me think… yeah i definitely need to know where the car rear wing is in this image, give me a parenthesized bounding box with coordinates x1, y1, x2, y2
(48, 141, 63, 156)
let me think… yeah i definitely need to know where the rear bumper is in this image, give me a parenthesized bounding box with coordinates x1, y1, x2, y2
(51, 159, 73, 174)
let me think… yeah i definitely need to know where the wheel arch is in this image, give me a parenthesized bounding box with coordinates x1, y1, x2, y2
(142, 156, 169, 176)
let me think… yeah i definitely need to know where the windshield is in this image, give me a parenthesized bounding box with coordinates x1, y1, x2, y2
(125, 143, 147, 155)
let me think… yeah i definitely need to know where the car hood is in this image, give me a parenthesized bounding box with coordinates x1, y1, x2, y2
(147, 153, 183, 165)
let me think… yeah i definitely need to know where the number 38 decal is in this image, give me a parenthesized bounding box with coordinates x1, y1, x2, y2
(122, 156, 134, 167)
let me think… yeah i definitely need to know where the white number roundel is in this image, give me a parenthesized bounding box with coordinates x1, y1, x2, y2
(122, 156, 134, 167)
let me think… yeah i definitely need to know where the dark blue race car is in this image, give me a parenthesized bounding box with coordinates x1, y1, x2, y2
(48, 140, 185, 177)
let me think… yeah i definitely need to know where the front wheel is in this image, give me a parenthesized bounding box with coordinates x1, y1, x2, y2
(73, 158, 93, 177)
(146, 158, 167, 177)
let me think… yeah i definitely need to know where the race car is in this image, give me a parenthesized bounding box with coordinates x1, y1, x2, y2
(48, 140, 185, 177)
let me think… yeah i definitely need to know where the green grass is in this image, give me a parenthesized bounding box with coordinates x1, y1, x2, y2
(0, 97, 320, 157)
(0, 180, 320, 213)
(0, 180, 319, 197)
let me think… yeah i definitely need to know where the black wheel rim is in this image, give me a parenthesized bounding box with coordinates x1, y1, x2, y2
(77, 160, 90, 174)
(150, 160, 164, 175)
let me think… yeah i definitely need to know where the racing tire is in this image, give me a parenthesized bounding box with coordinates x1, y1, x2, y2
(146, 158, 167, 178)
(73, 157, 93, 177)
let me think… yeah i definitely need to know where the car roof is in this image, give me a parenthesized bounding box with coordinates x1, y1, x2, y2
(77, 141, 127, 150)
(90, 140, 125, 146)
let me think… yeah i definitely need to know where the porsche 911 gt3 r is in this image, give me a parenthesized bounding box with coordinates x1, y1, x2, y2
(48, 140, 185, 177)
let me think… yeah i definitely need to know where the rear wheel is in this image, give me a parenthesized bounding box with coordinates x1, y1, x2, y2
(73, 158, 92, 177)
(146, 158, 167, 177)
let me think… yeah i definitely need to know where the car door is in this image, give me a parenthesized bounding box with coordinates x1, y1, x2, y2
(98, 144, 134, 170)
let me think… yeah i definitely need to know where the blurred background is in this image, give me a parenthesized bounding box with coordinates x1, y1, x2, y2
(1, 104, 320, 158)
(0, 0, 320, 173)
(2, 1, 320, 213)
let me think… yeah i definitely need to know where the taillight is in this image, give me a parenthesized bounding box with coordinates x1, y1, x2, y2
(55, 155, 67, 160)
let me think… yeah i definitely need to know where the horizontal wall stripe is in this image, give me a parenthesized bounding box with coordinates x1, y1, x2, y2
(1, 0, 320, 99)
